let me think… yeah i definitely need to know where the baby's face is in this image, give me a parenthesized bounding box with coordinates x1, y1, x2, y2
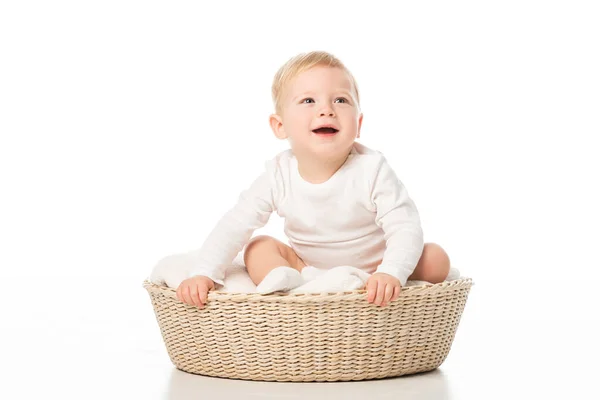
(277, 66, 363, 160)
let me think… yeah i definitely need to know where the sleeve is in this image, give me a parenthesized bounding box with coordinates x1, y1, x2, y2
(369, 156, 424, 286)
(187, 159, 279, 285)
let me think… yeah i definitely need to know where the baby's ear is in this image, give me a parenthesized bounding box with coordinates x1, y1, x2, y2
(269, 114, 287, 139)
(357, 113, 363, 139)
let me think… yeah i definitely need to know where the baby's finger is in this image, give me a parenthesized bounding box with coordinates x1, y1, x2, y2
(182, 285, 193, 306)
(391, 285, 401, 302)
(374, 283, 386, 306)
(176, 285, 181, 302)
(189, 285, 201, 308)
(198, 287, 208, 306)
(366, 279, 378, 303)
(382, 284, 394, 307)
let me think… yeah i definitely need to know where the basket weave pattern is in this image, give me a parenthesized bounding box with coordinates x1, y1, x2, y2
(143, 278, 472, 382)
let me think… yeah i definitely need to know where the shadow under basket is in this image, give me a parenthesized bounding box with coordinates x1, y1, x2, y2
(143, 278, 473, 382)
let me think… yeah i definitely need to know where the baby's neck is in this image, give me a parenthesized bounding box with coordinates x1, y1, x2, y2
(296, 152, 351, 184)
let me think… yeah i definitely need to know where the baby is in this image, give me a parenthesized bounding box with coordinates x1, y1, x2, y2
(176, 51, 451, 308)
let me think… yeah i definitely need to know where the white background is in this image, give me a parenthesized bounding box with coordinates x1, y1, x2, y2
(1, 1, 598, 399)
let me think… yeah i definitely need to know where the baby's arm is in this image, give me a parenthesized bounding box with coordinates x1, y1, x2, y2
(369, 156, 424, 287)
(187, 159, 279, 286)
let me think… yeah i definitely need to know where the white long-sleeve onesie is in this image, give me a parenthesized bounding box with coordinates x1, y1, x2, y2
(189, 142, 424, 287)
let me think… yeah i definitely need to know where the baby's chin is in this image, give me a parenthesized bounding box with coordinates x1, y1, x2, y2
(296, 140, 356, 157)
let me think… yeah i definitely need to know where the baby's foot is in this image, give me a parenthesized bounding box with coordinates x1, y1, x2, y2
(445, 267, 460, 281)
(290, 265, 370, 294)
(300, 265, 325, 282)
(256, 266, 304, 294)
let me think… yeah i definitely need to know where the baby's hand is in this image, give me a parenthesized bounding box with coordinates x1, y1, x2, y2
(366, 273, 401, 307)
(176, 275, 215, 309)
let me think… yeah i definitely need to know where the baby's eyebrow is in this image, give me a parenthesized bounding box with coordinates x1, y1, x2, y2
(333, 90, 353, 98)
(292, 92, 316, 101)
(292, 90, 353, 101)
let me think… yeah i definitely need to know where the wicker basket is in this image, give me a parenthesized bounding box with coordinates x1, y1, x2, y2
(143, 278, 473, 382)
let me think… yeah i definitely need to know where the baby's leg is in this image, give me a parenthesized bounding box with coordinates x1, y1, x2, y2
(408, 243, 451, 283)
(243, 235, 306, 292)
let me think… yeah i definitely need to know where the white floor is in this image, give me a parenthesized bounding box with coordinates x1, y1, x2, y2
(2, 275, 597, 399)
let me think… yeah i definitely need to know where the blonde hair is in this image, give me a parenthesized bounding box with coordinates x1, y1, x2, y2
(271, 51, 361, 116)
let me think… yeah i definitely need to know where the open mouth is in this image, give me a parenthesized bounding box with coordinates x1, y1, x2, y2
(312, 127, 339, 134)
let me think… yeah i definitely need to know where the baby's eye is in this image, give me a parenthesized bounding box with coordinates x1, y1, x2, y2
(334, 97, 348, 104)
(301, 98, 315, 104)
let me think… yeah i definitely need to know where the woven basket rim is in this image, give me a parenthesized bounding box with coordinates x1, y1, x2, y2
(143, 277, 473, 303)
